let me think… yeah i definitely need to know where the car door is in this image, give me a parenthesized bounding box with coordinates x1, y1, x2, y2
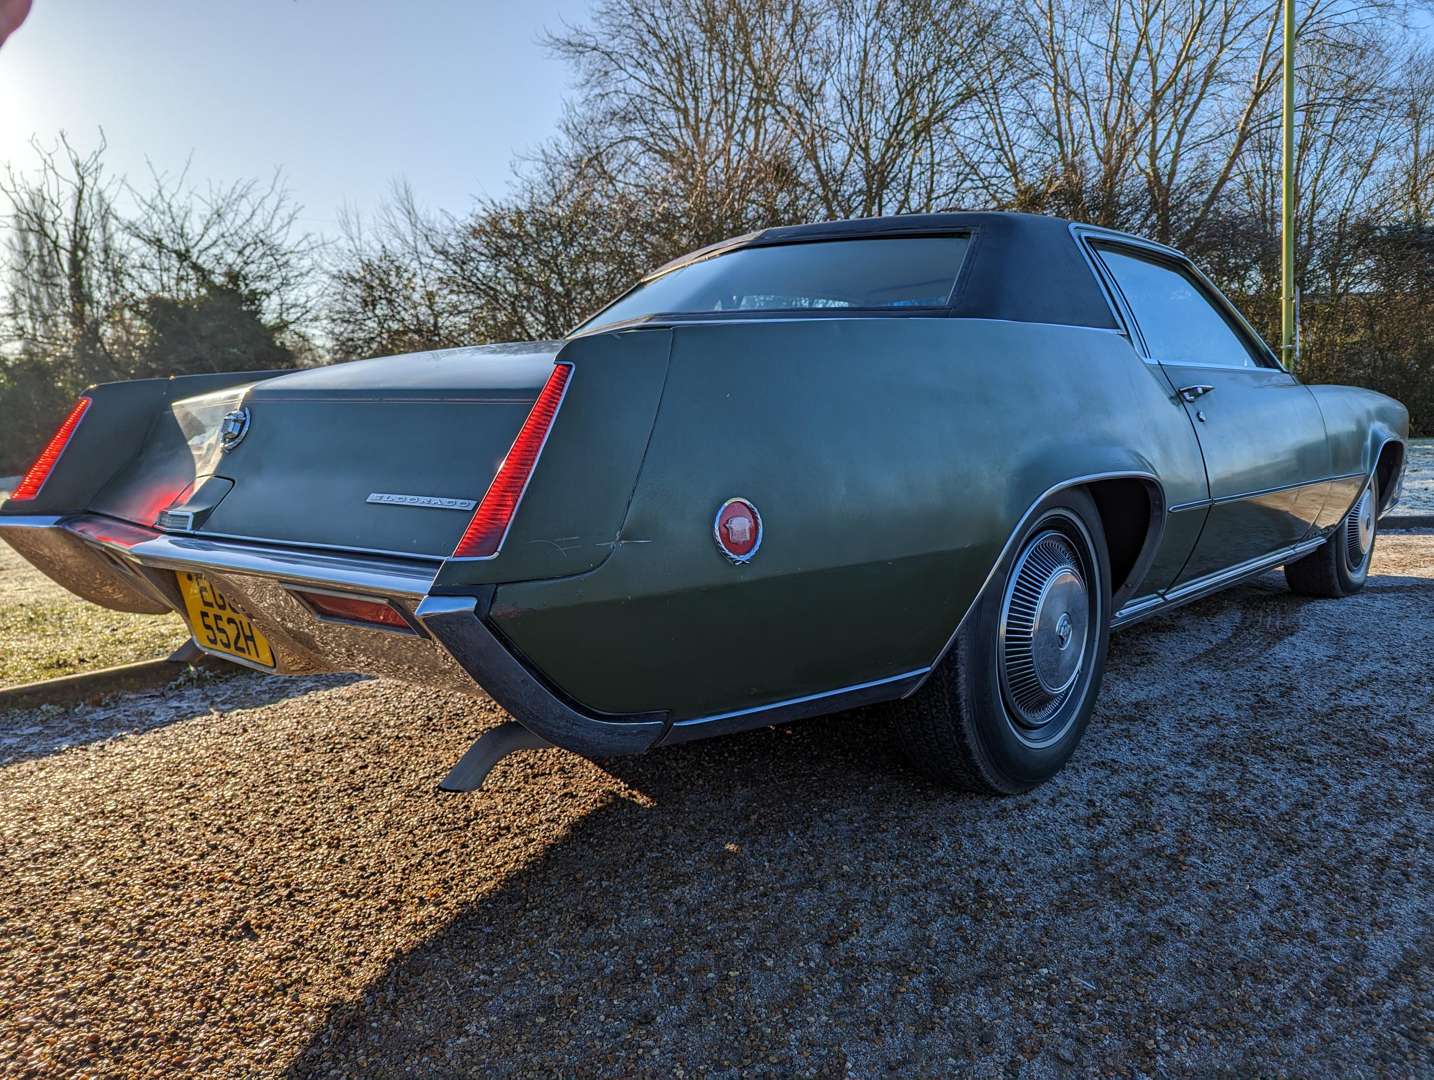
(1092, 243, 1332, 586)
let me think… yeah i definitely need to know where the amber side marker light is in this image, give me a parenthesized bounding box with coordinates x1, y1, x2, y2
(10, 396, 92, 501)
(453, 363, 573, 559)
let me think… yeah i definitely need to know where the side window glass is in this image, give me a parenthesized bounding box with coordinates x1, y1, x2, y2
(1097, 247, 1261, 369)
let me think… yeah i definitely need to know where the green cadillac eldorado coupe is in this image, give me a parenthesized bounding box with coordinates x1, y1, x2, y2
(0, 213, 1409, 795)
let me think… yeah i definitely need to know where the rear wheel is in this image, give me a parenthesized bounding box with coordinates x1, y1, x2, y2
(1284, 477, 1378, 598)
(889, 488, 1112, 794)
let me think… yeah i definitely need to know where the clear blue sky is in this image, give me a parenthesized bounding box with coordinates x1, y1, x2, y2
(0, 0, 591, 232)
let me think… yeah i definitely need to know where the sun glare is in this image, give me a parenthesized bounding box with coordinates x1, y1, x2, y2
(0, 44, 42, 162)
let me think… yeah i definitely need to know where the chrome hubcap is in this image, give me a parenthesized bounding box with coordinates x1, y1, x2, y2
(1345, 488, 1375, 570)
(999, 531, 1090, 729)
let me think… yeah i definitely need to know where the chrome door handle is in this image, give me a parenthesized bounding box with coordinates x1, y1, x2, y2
(1177, 384, 1214, 403)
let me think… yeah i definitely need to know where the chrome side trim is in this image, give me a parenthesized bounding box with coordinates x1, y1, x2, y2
(914, 470, 1163, 690)
(1329, 469, 1376, 536)
(1165, 536, 1325, 603)
(1112, 593, 1164, 623)
(1301, 441, 1395, 535)
(1168, 470, 1364, 516)
(0, 515, 64, 529)
(1112, 534, 1327, 629)
(1212, 474, 1347, 507)
(659, 668, 930, 746)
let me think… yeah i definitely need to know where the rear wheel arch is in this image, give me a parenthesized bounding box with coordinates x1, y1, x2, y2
(1374, 438, 1405, 515)
(924, 469, 1163, 678)
(1080, 476, 1165, 608)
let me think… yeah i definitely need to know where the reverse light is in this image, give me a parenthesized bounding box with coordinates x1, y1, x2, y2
(453, 363, 573, 558)
(10, 397, 92, 501)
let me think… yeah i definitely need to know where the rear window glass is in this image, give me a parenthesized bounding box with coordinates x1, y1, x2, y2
(577, 235, 969, 332)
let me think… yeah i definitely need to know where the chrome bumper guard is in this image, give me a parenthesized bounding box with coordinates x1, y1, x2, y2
(0, 513, 668, 759)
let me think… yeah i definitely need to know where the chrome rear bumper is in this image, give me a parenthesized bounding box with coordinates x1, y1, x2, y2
(0, 513, 668, 758)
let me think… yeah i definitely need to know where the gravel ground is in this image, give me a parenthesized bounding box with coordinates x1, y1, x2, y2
(1, 536, 1432, 1078)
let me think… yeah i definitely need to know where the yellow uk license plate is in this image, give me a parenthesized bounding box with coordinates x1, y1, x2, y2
(177, 571, 275, 669)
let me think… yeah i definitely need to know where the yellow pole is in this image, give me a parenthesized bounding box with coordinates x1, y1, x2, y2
(1281, 0, 1297, 370)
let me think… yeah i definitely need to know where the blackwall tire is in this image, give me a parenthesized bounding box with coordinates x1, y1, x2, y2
(889, 487, 1112, 794)
(1285, 477, 1378, 598)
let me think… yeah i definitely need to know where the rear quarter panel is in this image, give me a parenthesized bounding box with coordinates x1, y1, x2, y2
(430, 328, 674, 582)
(1304, 384, 1409, 526)
(489, 317, 1209, 719)
(0, 371, 292, 520)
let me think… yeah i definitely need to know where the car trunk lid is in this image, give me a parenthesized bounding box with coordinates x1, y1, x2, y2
(93, 344, 560, 559)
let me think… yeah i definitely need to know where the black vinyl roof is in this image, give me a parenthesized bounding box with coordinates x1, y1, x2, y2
(652, 211, 1121, 331)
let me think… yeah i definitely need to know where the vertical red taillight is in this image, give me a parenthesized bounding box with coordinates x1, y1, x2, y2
(10, 397, 92, 501)
(452, 364, 572, 558)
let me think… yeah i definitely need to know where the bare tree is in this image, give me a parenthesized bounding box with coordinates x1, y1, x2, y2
(444, 156, 683, 341)
(0, 133, 132, 386)
(326, 182, 470, 359)
(0, 134, 318, 466)
(124, 161, 320, 336)
(731, 0, 1008, 217)
(546, 0, 812, 242)
(1375, 45, 1434, 228)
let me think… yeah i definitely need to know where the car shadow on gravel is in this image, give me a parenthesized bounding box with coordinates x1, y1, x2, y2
(283, 571, 1433, 1078)
(286, 715, 1039, 1077)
